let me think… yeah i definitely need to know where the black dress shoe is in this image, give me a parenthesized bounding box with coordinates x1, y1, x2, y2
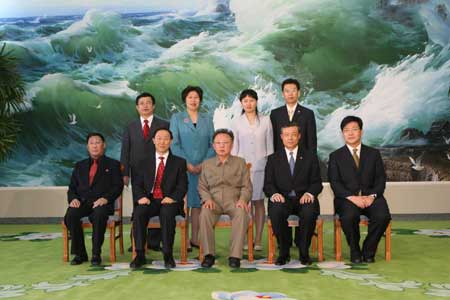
(70, 255, 88, 265)
(228, 257, 241, 268)
(164, 254, 176, 269)
(363, 256, 375, 263)
(201, 254, 215, 268)
(127, 246, 133, 253)
(275, 255, 290, 266)
(130, 256, 147, 269)
(91, 255, 102, 266)
(300, 257, 312, 266)
(148, 245, 162, 252)
(351, 256, 363, 264)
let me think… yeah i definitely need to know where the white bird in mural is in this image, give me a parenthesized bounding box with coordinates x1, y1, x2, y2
(86, 46, 93, 53)
(68, 113, 77, 125)
(443, 136, 450, 144)
(170, 104, 177, 112)
(409, 153, 424, 171)
(446, 152, 450, 161)
(90, 102, 103, 109)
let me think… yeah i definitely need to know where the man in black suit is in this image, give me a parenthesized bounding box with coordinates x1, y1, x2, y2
(130, 128, 188, 269)
(328, 116, 391, 264)
(270, 78, 318, 247)
(64, 133, 123, 266)
(121, 92, 169, 251)
(264, 123, 322, 265)
(270, 78, 317, 152)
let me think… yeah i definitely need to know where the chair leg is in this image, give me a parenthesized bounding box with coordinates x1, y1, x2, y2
(385, 221, 392, 261)
(62, 222, 69, 262)
(132, 223, 137, 260)
(311, 231, 317, 257)
(247, 221, 254, 262)
(267, 221, 275, 264)
(119, 222, 124, 255)
(334, 219, 342, 261)
(317, 219, 324, 262)
(180, 221, 188, 264)
(199, 243, 204, 262)
(110, 224, 116, 263)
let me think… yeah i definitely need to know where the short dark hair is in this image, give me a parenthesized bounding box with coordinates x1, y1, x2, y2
(213, 128, 234, 142)
(280, 122, 301, 134)
(152, 127, 173, 140)
(181, 86, 203, 103)
(135, 92, 155, 105)
(281, 78, 301, 91)
(340, 116, 363, 131)
(239, 89, 259, 115)
(86, 132, 105, 143)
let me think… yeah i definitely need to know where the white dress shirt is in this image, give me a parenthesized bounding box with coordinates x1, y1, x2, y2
(140, 115, 154, 129)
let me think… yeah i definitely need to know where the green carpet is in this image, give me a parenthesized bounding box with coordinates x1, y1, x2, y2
(1, 221, 449, 299)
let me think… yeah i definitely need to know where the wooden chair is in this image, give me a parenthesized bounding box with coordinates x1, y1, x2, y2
(198, 214, 254, 262)
(62, 195, 124, 263)
(266, 215, 324, 264)
(131, 214, 188, 264)
(334, 215, 391, 261)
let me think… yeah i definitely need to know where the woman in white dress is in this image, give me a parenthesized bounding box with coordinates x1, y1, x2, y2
(231, 89, 274, 250)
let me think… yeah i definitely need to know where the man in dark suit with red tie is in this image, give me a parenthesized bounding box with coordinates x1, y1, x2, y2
(328, 116, 391, 264)
(264, 123, 323, 266)
(64, 133, 123, 266)
(270, 78, 318, 247)
(130, 128, 188, 269)
(121, 92, 170, 250)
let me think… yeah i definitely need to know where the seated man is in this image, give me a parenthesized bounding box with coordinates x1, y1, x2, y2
(263, 123, 322, 265)
(130, 128, 187, 269)
(64, 133, 123, 266)
(328, 116, 391, 263)
(198, 129, 252, 269)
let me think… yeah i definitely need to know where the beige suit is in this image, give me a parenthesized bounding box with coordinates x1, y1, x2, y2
(198, 155, 252, 258)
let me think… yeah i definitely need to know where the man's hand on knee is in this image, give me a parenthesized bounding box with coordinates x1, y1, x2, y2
(202, 199, 215, 210)
(69, 199, 81, 208)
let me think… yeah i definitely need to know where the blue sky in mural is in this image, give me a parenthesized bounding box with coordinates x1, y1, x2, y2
(0, 0, 449, 186)
(0, 0, 209, 18)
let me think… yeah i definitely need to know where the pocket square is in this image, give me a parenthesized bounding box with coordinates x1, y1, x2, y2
(105, 169, 110, 172)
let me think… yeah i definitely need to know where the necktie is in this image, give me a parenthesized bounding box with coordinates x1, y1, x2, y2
(153, 156, 165, 199)
(289, 152, 296, 197)
(143, 119, 150, 139)
(89, 159, 98, 186)
(352, 148, 360, 168)
(288, 109, 294, 122)
(289, 152, 295, 175)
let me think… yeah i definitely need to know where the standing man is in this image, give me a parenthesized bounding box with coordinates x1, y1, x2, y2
(130, 128, 187, 269)
(328, 116, 391, 264)
(270, 78, 318, 247)
(270, 78, 317, 152)
(65, 133, 123, 266)
(198, 129, 252, 269)
(121, 92, 169, 251)
(264, 123, 322, 265)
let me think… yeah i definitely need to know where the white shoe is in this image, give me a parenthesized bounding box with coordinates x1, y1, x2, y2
(254, 244, 262, 251)
(243, 244, 248, 250)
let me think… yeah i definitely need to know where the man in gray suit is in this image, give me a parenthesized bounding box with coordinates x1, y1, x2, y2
(121, 92, 169, 250)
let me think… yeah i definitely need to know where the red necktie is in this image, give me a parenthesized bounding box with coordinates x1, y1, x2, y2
(89, 159, 98, 186)
(153, 156, 165, 199)
(143, 119, 150, 139)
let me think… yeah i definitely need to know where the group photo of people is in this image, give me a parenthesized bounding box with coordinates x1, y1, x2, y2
(65, 78, 391, 269)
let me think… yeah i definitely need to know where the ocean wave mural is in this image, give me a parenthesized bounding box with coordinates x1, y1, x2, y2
(0, 0, 449, 186)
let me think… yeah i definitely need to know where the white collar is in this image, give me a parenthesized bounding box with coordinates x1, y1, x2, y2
(346, 143, 361, 156)
(284, 146, 299, 159)
(140, 115, 154, 127)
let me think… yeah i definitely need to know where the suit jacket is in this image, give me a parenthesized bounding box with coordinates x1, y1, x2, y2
(231, 114, 274, 172)
(67, 155, 123, 214)
(270, 104, 317, 152)
(132, 152, 188, 206)
(170, 111, 215, 166)
(328, 144, 387, 207)
(263, 148, 323, 199)
(120, 116, 170, 177)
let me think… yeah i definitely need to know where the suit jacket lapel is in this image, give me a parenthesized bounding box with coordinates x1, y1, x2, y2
(146, 155, 156, 191)
(162, 153, 173, 188)
(82, 160, 90, 188)
(293, 148, 304, 179)
(291, 103, 302, 123)
(279, 150, 292, 178)
(343, 146, 359, 172)
(359, 144, 368, 173)
(90, 157, 103, 187)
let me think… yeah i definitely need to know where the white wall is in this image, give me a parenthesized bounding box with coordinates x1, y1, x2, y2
(1, 182, 450, 219)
